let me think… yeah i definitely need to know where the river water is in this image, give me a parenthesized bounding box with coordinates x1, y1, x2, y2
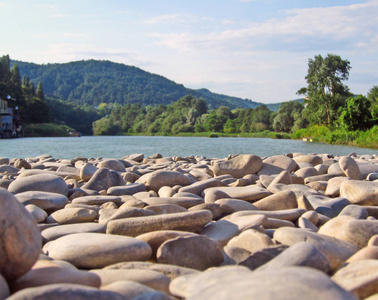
(0, 136, 377, 159)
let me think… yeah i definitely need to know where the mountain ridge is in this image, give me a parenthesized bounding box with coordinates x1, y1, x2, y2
(11, 59, 288, 111)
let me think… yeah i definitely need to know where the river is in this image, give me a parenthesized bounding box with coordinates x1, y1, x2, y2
(0, 136, 377, 159)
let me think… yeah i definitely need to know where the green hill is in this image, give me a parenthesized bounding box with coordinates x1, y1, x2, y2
(11, 59, 269, 110)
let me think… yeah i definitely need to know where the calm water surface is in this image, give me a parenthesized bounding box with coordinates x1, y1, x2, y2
(0, 136, 377, 159)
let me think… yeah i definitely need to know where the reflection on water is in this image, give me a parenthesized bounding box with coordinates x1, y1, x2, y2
(1, 135, 377, 159)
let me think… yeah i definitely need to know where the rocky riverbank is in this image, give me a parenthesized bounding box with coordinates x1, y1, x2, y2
(0, 152, 377, 299)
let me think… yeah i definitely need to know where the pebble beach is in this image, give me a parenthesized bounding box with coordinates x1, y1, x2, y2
(0, 152, 377, 299)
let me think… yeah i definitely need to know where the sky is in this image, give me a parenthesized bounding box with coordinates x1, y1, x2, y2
(0, 0, 377, 104)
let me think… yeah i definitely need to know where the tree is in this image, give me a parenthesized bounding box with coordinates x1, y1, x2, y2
(273, 101, 304, 132)
(298, 54, 351, 126)
(339, 95, 372, 131)
(36, 81, 44, 100)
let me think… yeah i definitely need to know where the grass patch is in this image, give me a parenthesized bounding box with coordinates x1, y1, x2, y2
(24, 123, 75, 137)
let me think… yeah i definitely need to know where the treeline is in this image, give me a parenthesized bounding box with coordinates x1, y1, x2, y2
(93, 95, 304, 136)
(12, 59, 264, 110)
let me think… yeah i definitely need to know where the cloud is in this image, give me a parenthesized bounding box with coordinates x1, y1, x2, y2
(151, 1, 378, 54)
(143, 13, 213, 26)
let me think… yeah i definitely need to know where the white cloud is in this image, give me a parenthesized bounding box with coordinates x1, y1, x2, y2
(151, 1, 378, 54)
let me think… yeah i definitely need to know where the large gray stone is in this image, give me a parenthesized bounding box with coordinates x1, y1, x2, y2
(15, 191, 68, 212)
(339, 156, 362, 180)
(41, 223, 106, 243)
(8, 174, 68, 196)
(340, 180, 378, 206)
(203, 185, 271, 203)
(7, 283, 123, 300)
(43, 233, 152, 269)
(157, 235, 223, 271)
(0, 190, 41, 282)
(107, 210, 212, 236)
(273, 227, 359, 270)
(107, 183, 146, 196)
(212, 154, 263, 178)
(258, 155, 298, 176)
(170, 265, 357, 300)
(136, 170, 195, 192)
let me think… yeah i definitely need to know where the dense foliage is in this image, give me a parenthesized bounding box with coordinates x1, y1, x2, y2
(12, 59, 274, 110)
(92, 95, 291, 136)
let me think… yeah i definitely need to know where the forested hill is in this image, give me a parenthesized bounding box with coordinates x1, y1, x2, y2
(11, 59, 268, 110)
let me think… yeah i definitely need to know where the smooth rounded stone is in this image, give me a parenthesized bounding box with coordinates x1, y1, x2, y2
(46, 207, 98, 224)
(294, 154, 323, 166)
(369, 235, 378, 246)
(158, 186, 176, 197)
(315, 164, 328, 175)
(0, 190, 41, 282)
(134, 191, 157, 199)
(188, 203, 234, 220)
(41, 223, 106, 243)
(268, 170, 293, 186)
(8, 173, 68, 196)
(144, 204, 188, 215)
(81, 168, 125, 192)
(11, 259, 101, 292)
(25, 204, 48, 223)
(304, 173, 341, 184)
(222, 245, 252, 265)
(119, 196, 145, 208)
(65, 203, 100, 212)
(256, 242, 331, 273)
(0, 177, 13, 189)
(257, 155, 298, 176)
(90, 269, 170, 293)
(172, 191, 203, 199)
(273, 227, 359, 270)
(258, 174, 275, 188)
(104, 261, 200, 280)
(367, 172, 378, 181)
(101, 280, 171, 300)
(325, 176, 350, 197)
(137, 230, 198, 257)
(0, 165, 19, 174)
(297, 194, 315, 211)
(43, 233, 152, 269)
(358, 161, 378, 178)
(0, 273, 9, 300)
(214, 198, 258, 212)
(307, 181, 328, 192)
(179, 178, 221, 196)
(0, 157, 9, 165)
(107, 183, 146, 196)
(157, 235, 223, 271)
(15, 191, 69, 212)
(136, 170, 195, 192)
(99, 207, 155, 226)
(238, 245, 288, 270)
(203, 185, 271, 203)
(340, 180, 378, 206)
(226, 208, 305, 222)
(268, 183, 320, 198)
(346, 246, 378, 262)
(339, 204, 369, 219)
(97, 159, 126, 172)
(212, 154, 263, 178)
(264, 217, 294, 229)
(14, 158, 32, 169)
(72, 195, 122, 206)
(79, 163, 98, 181)
(227, 229, 273, 253)
(307, 195, 351, 218)
(253, 190, 297, 211)
(328, 162, 345, 175)
(142, 197, 204, 209)
(294, 166, 319, 179)
(7, 283, 123, 300)
(107, 210, 213, 237)
(318, 216, 378, 248)
(339, 156, 362, 180)
(100, 202, 118, 209)
(200, 215, 267, 247)
(170, 265, 357, 300)
(332, 259, 378, 299)
(301, 210, 319, 225)
(298, 216, 318, 232)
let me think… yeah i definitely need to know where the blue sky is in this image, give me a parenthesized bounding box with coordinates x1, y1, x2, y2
(0, 0, 377, 103)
